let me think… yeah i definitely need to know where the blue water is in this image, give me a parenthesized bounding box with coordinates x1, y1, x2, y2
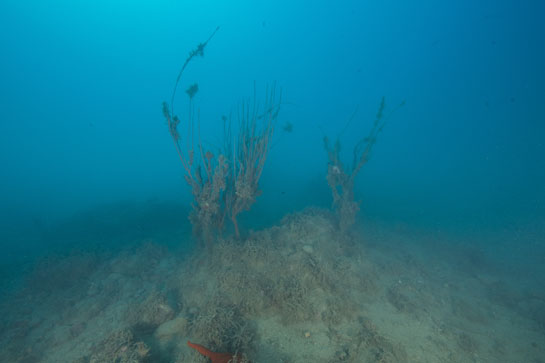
(0, 1, 544, 361)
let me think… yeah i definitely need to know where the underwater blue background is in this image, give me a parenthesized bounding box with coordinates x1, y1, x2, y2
(1, 0, 544, 270)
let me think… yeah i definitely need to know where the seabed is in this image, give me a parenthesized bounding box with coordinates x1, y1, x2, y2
(1, 206, 544, 362)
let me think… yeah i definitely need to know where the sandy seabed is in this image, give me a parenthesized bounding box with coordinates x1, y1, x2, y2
(1, 207, 544, 362)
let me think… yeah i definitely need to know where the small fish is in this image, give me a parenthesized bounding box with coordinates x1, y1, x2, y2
(186, 83, 199, 99)
(282, 121, 293, 133)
